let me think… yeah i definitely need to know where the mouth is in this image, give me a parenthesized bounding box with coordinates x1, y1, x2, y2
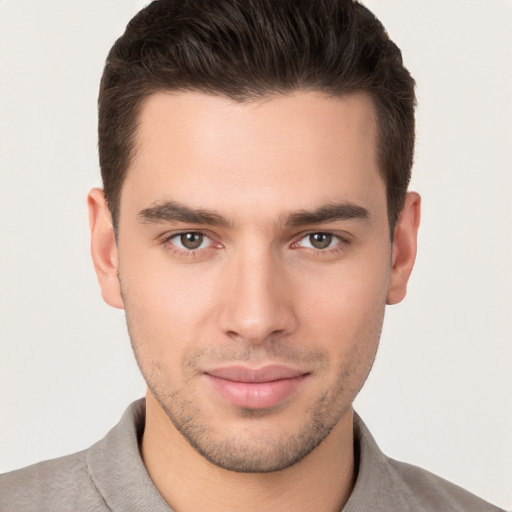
(204, 365, 309, 410)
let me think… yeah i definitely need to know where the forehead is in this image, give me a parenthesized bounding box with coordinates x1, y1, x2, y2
(122, 90, 385, 223)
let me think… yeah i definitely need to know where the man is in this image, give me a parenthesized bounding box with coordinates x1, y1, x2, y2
(0, 1, 506, 510)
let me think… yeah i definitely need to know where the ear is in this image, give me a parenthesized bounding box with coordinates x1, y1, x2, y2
(87, 188, 124, 309)
(387, 192, 421, 305)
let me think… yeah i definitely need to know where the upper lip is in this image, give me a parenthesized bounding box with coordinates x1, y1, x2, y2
(205, 365, 308, 383)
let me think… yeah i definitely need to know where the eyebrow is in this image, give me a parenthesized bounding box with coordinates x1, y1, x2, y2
(285, 202, 370, 226)
(139, 201, 231, 227)
(138, 200, 369, 228)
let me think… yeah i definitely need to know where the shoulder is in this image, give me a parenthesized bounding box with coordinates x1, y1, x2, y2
(0, 449, 107, 512)
(349, 413, 506, 512)
(385, 457, 505, 512)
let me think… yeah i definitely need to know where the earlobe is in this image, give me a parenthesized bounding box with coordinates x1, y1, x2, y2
(387, 192, 421, 305)
(87, 188, 124, 309)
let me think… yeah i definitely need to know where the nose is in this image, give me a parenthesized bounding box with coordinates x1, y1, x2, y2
(217, 245, 298, 344)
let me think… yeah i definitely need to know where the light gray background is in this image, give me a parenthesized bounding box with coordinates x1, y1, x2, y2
(1, 1, 511, 509)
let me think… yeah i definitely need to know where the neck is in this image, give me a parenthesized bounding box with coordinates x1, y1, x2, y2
(141, 391, 355, 512)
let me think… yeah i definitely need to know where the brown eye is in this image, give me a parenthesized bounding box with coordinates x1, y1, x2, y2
(179, 232, 205, 250)
(308, 233, 333, 249)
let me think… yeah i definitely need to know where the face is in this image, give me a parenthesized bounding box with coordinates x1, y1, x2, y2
(90, 90, 419, 473)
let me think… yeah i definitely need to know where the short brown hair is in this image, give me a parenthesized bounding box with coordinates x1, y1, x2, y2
(98, 0, 416, 232)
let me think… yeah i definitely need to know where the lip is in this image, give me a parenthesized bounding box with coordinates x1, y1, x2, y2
(205, 365, 309, 409)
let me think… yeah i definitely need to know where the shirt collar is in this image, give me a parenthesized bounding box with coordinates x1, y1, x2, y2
(87, 399, 173, 512)
(86, 399, 412, 512)
(342, 412, 411, 511)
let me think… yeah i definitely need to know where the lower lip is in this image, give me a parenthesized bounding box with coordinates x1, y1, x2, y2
(206, 374, 308, 409)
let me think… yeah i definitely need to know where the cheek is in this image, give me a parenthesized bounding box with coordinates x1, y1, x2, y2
(119, 233, 391, 367)
(296, 253, 390, 353)
(119, 253, 220, 364)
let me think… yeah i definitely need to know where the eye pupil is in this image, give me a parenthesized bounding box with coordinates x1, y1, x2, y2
(310, 233, 332, 249)
(180, 233, 204, 249)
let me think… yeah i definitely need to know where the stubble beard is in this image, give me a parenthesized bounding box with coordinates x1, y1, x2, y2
(121, 281, 384, 473)
(129, 335, 381, 474)
(148, 370, 353, 473)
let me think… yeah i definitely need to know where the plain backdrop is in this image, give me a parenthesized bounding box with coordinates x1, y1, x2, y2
(0, 1, 511, 509)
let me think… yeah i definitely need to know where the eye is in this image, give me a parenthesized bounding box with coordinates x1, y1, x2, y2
(168, 232, 212, 251)
(297, 232, 341, 250)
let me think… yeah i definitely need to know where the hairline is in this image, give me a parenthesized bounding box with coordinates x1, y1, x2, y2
(110, 86, 397, 239)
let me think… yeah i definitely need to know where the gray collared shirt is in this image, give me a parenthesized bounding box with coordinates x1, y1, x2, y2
(0, 399, 504, 511)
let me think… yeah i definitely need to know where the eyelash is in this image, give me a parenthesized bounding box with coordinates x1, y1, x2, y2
(161, 231, 217, 257)
(291, 232, 351, 256)
(160, 231, 351, 256)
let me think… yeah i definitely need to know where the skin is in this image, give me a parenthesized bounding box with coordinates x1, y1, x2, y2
(88, 90, 420, 512)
